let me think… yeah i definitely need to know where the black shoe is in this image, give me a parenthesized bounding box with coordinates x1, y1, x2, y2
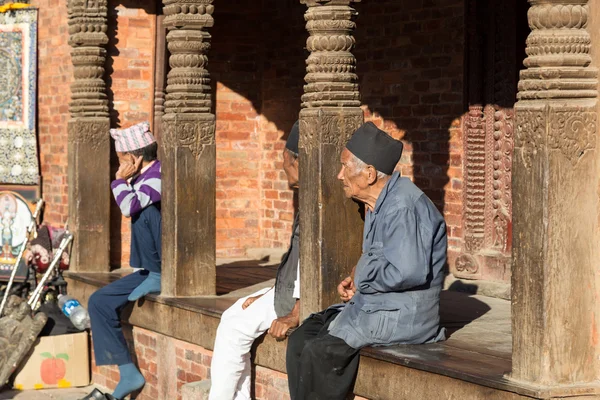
(79, 388, 107, 400)
(105, 394, 118, 400)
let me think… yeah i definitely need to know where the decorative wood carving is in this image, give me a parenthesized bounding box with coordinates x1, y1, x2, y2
(458, 0, 523, 281)
(463, 106, 485, 259)
(67, 0, 109, 119)
(548, 109, 597, 164)
(160, 0, 216, 296)
(515, 108, 545, 170)
(489, 106, 513, 253)
(300, 0, 361, 109)
(298, 0, 364, 319)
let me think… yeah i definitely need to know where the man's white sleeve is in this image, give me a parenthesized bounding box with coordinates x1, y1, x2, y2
(292, 260, 300, 299)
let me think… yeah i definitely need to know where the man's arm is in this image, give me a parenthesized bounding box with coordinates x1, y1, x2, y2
(268, 300, 300, 340)
(112, 164, 161, 217)
(355, 208, 430, 294)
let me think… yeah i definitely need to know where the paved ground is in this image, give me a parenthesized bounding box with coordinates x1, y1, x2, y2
(0, 386, 95, 400)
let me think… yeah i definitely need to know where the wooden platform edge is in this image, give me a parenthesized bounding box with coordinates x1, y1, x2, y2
(64, 273, 600, 400)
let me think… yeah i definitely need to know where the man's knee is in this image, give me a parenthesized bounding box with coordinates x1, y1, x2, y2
(287, 327, 308, 358)
(88, 291, 104, 314)
(215, 309, 247, 341)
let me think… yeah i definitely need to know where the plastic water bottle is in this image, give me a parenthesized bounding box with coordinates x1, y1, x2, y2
(57, 294, 91, 331)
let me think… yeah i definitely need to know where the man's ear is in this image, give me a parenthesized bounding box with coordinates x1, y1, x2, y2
(366, 165, 378, 185)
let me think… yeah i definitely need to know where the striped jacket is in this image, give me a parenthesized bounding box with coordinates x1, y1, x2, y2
(111, 160, 161, 218)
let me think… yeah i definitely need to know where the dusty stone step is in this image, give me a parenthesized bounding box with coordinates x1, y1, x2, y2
(181, 380, 211, 400)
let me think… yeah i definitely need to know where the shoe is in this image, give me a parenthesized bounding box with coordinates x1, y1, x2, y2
(105, 394, 118, 400)
(79, 388, 107, 400)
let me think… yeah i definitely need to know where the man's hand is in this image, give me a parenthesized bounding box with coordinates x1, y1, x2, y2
(116, 156, 143, 180)
(338, 276, 356, 302)
(242, 294, 263, 310)
(268, 300, 300, 341)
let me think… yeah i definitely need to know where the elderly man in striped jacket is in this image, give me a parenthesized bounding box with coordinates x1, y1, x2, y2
(81, 122, 161, 400)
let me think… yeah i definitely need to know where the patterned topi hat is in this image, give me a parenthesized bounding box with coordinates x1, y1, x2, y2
(110, 122, 156, 152)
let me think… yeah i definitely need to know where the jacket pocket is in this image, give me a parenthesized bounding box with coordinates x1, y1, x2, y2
(357, 305, 400, 344)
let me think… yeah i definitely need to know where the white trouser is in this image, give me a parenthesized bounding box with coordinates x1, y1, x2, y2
(209, 287, 278, 400)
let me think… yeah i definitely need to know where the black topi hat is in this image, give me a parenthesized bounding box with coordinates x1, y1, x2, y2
(345, 122, 403, 175)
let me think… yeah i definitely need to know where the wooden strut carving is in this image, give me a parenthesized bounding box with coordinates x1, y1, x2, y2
(516, 1, 597, 161)
(457, 1, 518, 281)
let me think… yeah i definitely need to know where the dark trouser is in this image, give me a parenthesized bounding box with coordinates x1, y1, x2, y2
(89, 205, 162, 366)
(130, 204, 161, 273)
(286, 309, 360, 400)
(88, 271, 148, 366)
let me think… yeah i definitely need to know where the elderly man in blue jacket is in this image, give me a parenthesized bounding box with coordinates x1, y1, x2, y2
(286, 122, 447, 400)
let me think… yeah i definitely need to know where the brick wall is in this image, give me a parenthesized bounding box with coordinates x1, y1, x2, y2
(91, 326, 369, 400)
(355, 0, 465, 268)
(210, 0, 305, 257)
(32, 0, 72, 225)
(258, 1, 305, 250)
(211, 1, 263, 258)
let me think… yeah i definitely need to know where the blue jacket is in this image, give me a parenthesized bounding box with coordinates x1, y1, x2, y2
(328, 172, 447, 349)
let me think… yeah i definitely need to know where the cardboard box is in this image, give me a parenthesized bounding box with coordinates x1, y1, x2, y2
(13, 331, 90, 390)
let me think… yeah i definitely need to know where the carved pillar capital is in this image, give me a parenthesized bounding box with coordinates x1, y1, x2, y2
(162, 0, 214, 117)
(518, 0, 597, 99)
(301, 0, 360, 108)
(67, 0, 109, 118)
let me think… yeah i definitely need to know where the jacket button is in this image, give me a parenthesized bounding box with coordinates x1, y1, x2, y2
(368, 252, 373, 256)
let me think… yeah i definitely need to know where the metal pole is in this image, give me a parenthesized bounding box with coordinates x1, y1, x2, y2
(27, 233, 73, 309)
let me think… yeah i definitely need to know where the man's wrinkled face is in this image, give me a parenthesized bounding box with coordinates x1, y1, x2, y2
(337, 148, 369, 200)
(117, 152, 134, 166)
(283, 149, 299, 189)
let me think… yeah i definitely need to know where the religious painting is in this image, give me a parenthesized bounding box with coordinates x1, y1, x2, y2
(0, 191, 33, 280)
(0, 8, 38, 185)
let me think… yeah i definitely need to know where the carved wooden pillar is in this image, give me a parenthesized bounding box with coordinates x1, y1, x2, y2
(160, 0, 216, 296)
(67, 0, 111, 272)
(513, 0, 600, 385)
(298, 0, 364, 319)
